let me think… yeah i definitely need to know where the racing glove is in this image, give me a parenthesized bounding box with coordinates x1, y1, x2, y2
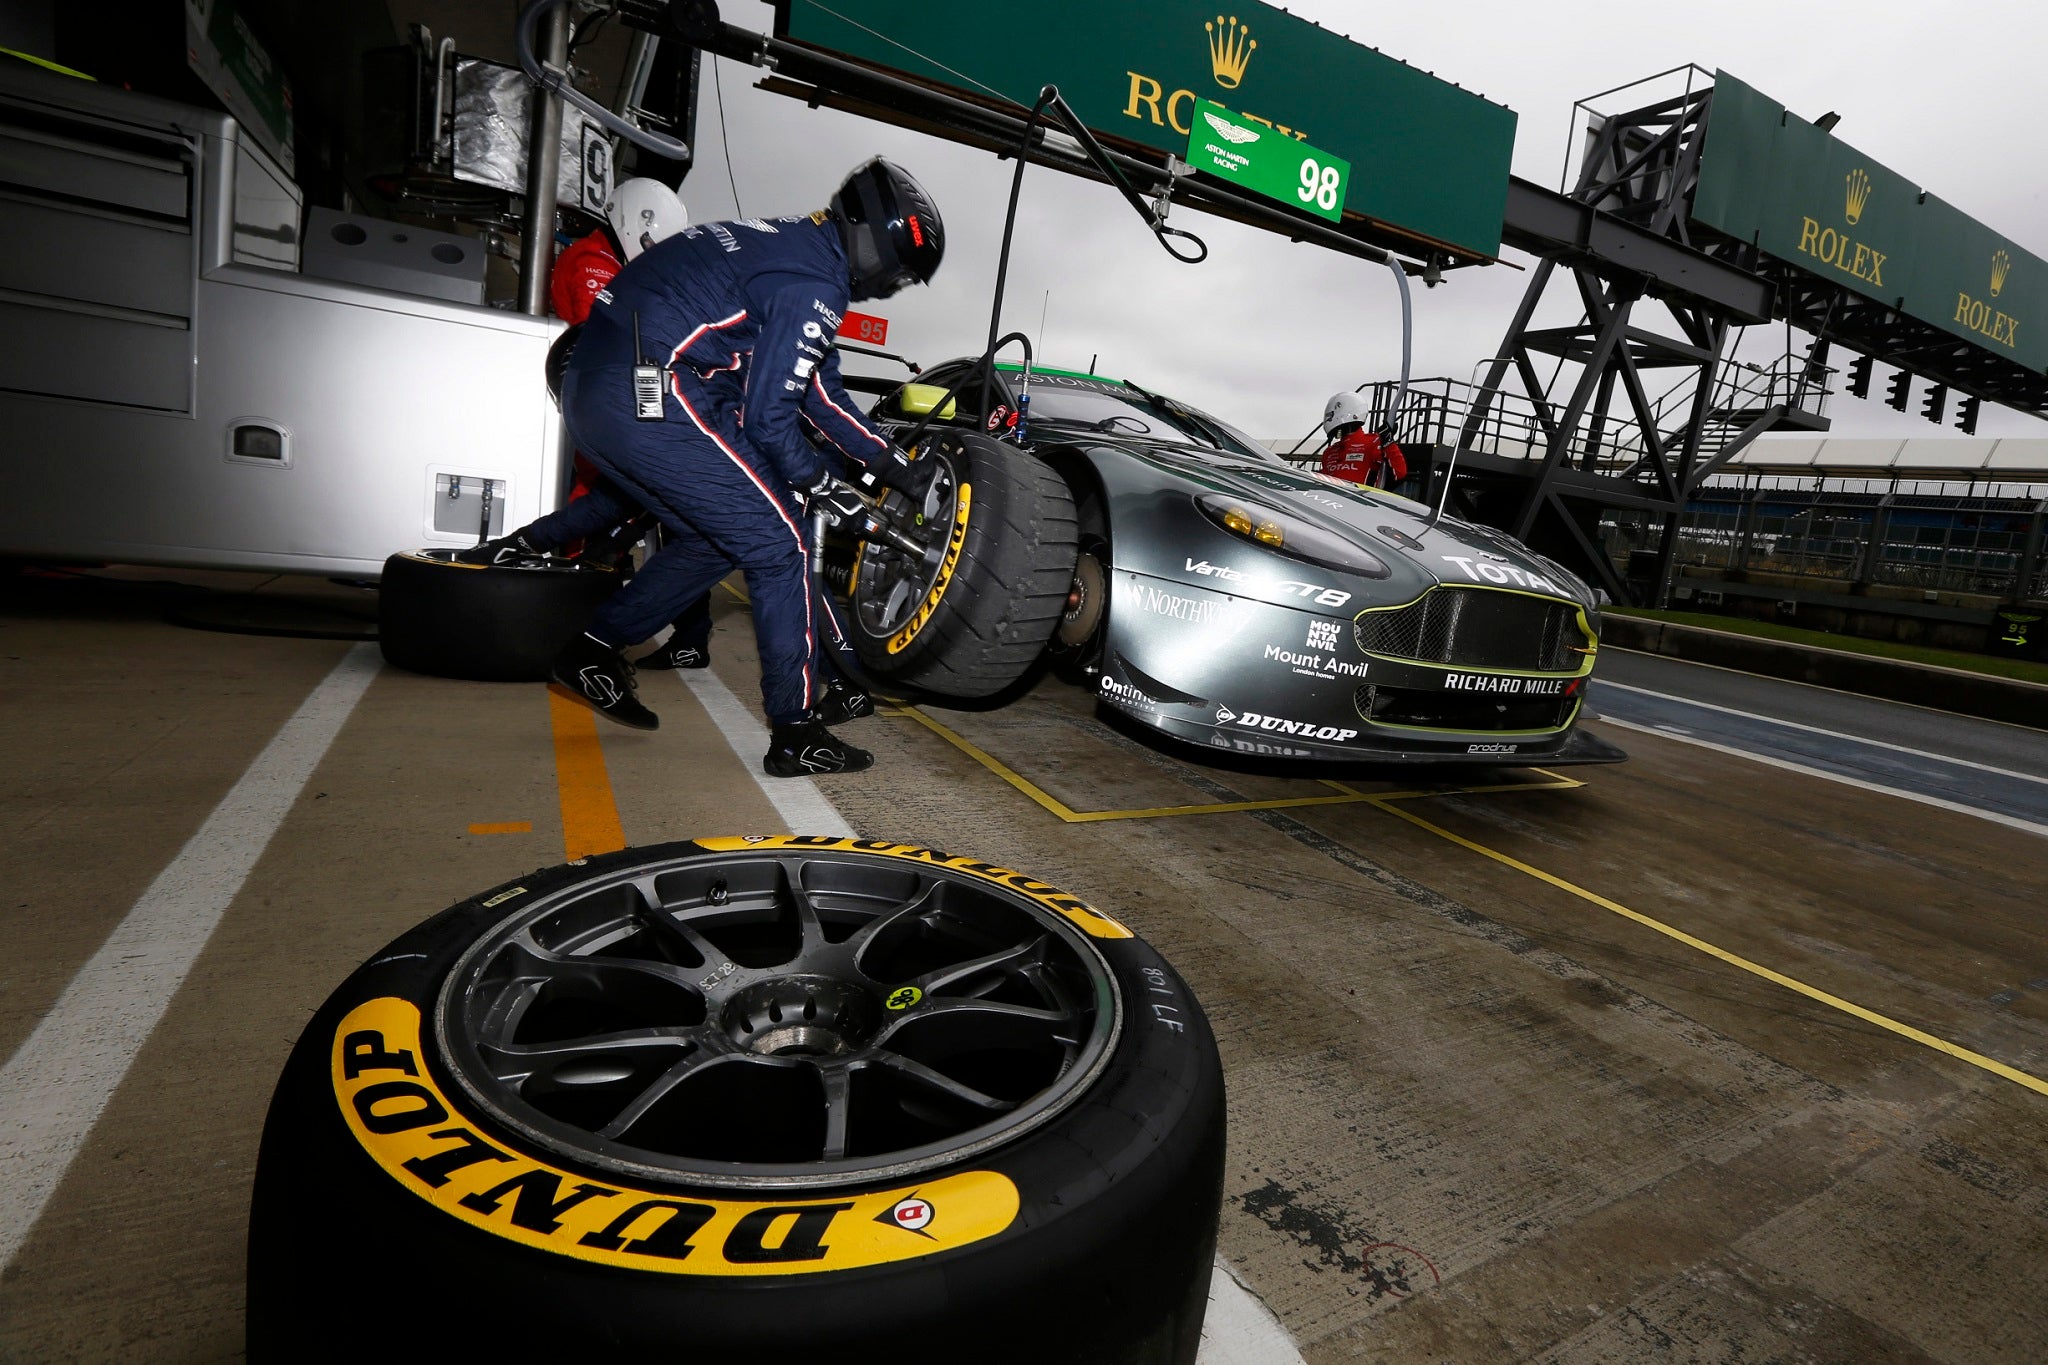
(804, 472, 873, 530)
(867, 444, 940, 504)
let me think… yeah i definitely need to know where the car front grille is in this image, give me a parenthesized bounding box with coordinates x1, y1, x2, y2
(1352, 587, 1588, 672)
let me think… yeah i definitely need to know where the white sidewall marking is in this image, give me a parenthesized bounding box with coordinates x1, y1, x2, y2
(0, 643, 382, 1272)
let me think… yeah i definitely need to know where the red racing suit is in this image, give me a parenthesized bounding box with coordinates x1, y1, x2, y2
(1320, 428, 1408, 488)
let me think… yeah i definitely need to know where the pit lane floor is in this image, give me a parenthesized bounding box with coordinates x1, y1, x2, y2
(3, 572, 2046, 1361)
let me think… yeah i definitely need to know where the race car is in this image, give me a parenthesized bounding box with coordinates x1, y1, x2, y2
(832, 358, 1623, 767)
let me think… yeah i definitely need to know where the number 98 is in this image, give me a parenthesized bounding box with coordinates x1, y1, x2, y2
(1297, 158, 1341, 212)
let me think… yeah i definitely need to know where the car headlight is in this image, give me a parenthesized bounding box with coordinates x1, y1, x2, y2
(1196, 495, 1390, 579)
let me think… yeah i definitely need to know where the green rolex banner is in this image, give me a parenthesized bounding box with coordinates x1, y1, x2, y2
(776, 0, 1513, 258)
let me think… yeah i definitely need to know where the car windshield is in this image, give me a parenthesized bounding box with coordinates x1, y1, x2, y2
(1017, 376, 1275, 461)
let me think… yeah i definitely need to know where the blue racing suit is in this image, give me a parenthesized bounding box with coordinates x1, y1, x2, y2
(561, 212, 893, 724)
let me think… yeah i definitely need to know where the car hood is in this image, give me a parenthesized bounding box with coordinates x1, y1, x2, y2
(1080, 440, 1598, 610)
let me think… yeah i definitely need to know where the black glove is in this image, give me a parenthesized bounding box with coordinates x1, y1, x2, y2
(804, 471, 872, 530)
(869, 444, 941, 503)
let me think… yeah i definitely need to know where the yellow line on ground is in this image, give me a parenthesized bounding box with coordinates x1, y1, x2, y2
(467, 821, 533, 835)
(547, 687, 627, 860)
(1364, 793, 2048, 1099)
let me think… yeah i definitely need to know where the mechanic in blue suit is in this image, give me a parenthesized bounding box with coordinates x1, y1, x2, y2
(554, 158, 943, 777)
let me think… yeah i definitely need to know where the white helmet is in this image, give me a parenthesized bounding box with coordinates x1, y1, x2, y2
(605, 178, 688, 260)
(1323, 390, 1372, 437)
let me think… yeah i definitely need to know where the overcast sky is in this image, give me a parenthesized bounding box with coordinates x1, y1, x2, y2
(673, 1, 2048, 445)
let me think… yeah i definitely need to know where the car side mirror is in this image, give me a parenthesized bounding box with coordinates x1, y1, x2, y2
(897, 383, 958, 420)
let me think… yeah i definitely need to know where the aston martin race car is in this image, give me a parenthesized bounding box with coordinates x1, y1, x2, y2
(833, 358, 1623, 767)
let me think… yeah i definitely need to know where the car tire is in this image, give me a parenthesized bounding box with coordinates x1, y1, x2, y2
(247, 837, 1223, 1363)
(377, 549, 619, 682)
(850, 431, 1078, 698)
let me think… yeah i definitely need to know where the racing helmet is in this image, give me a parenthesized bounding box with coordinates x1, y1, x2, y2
(1323, 390, 1372, 437)
(605, 178, 688, 260)
(830, 158, 944, 300)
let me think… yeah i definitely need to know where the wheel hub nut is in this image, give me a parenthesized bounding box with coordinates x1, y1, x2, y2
(722, 976, 878, 1057)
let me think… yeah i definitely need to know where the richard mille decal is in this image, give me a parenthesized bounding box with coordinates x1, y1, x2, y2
(1439, 555, 1565, 595)
(1441, 675, 1567, 695)
(1183, 559, 1351, 607)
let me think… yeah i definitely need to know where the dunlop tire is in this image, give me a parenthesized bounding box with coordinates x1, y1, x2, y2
(377, 549, 618, 682)
(246, 839, 1224, 1363)
(852, 431, 1078, 698)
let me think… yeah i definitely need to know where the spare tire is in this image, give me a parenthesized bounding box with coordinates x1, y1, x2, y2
(850, 431, 1077, 698)
(247, 837, 1224, 1363)
(378, 549, 618, 682)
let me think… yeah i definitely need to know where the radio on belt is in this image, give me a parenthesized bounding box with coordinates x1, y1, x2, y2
(631, 312, 664, 421)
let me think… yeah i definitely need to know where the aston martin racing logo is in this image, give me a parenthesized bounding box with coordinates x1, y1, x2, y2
(1203, 109, 1259, 144)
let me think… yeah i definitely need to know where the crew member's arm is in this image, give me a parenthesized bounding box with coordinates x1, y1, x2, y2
(739, 283, 845, 490)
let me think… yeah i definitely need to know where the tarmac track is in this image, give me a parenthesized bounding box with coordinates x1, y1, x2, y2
(2, 573, 2045, 1361)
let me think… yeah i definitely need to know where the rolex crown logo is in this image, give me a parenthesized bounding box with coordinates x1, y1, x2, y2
(1844, 168, 1872, 225)
(1991, 249, 2012, 298)
(1206, 14, 1256, 89)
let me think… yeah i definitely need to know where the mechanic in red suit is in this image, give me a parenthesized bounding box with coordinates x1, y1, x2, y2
(1319, 390, 1408, 490)
(460, 179, 720, 671)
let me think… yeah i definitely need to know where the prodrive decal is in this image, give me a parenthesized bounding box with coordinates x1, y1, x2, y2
(695, 837, 1135, 940)
(332, 998, 1020, 1275)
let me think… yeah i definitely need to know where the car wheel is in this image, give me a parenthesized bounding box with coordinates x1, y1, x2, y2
(850, 431, 1078, 698)
(377, 548, 618, 682)
(247, 837, 1224, 1362)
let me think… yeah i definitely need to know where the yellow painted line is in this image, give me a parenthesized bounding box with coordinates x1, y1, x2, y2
(895, 704, 1565, 824)
(1364, 792, 2048, 1099)
(468, 821, 534, 835)
(547, 687, 628, 860)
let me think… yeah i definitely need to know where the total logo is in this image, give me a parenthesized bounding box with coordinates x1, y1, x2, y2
(1439, 554, 1566, 597)
(1184, 559, 1351, 608)
(1214, 705, 1357, 742)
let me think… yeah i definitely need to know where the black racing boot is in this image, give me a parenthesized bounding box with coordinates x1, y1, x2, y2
(763, 719, 873, 777)
(453, 532, 543, 566)
(642, 639, 710, 670)
(812, 676, 874, 725)
(550, 632, 659, 730)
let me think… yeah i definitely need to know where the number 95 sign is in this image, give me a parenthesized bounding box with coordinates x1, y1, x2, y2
(1188, 99, 1350, 224)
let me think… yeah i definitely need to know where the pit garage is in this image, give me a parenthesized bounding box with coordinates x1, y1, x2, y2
(3, 2, 2047, 1362)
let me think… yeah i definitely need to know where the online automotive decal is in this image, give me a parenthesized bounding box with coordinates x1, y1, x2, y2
(330, 998, 1021, 1275)
(695, 837, 1135, 939)
(1183, 559, 1351, 607)
(886, 485, 972, 655)
(1098, 674, 1160, 714)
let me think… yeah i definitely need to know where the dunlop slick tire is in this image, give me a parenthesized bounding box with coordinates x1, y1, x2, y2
(246, 838, 1224, 1363)
(852, 431, 1079, 698)
(376, 549, 617, 682)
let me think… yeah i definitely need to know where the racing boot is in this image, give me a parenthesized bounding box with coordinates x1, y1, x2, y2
(453, 531, 543, 566)
(811, 675, 873, 725)
(550, 632, 659, 730)
(763, 719, 873, 777)
(641, 638, 710, 670)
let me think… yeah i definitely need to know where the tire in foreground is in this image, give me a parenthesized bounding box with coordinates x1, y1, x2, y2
(247, 836, 1224, 1362)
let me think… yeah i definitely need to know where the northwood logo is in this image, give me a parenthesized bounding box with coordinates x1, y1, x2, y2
(1206, 14, 1256, 88)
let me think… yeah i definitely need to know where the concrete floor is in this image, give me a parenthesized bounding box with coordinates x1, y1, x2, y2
(3, 568, 2045, 1361)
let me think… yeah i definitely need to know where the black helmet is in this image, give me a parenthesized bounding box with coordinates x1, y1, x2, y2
(830, 158, 944, 301)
